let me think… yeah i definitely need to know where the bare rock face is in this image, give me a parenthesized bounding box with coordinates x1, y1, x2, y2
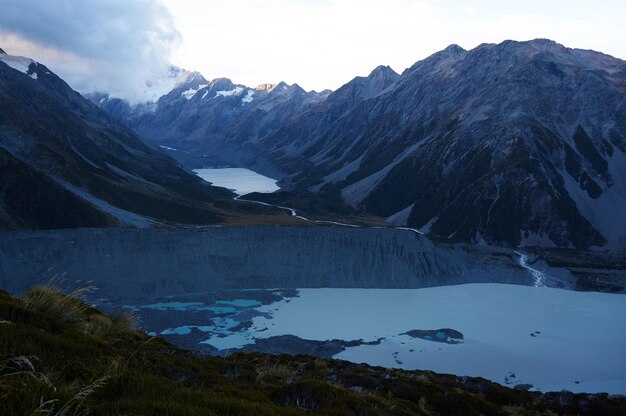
(261, 40, 626, 252)
(401, 328, 464, 344)
(0, 226, 530, 300)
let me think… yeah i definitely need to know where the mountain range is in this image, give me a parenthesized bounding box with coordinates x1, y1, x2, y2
(87, 73, 329, 177)
(2, 40, 624, 254)
(0, 48, 278, 229)
(264, 40, 626, 252)
(91, 39, 626, 253)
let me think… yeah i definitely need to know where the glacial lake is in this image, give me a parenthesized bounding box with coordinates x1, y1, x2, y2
(193, 168, 279, 196)
(117, 284, 626, 395)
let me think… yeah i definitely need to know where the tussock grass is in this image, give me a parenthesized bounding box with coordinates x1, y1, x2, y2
(256, 359, 294, 382)
(20, 279, 135, 338)
(21, 279, 95, 327)
(29, 375, 109, 416)
(83, 312, 136, 338)
(0, 355, 52, 398)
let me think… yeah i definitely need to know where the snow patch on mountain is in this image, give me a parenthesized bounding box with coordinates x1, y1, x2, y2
(241, 89, 255, 104)
(181, 84, 208, 100)
(215, 86, 243, 98)
(0, 51, 36, 76)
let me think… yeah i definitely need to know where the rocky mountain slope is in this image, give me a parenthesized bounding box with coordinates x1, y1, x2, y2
(0, 48, 282, 229)
(87, 40, 626, 253)
(262, 40, 626, 253)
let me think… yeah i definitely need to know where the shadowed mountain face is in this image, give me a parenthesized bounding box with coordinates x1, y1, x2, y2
(0, 50, 248, 229)
(263, 40, 626, 252)
(89, 39, 626, 253)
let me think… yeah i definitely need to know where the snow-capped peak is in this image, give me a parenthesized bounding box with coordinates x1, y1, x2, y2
(139, 66, 194, 103)
(0, 49, 37, 78)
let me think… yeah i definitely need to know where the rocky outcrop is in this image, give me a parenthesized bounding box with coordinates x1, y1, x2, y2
(240, 335, 384, 358)
(0, 226, 530, 300)
(401, 328, 464, 344)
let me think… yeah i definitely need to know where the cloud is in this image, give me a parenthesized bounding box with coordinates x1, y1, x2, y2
(1, 0, 624, 99)
(0, 0, 180, 103)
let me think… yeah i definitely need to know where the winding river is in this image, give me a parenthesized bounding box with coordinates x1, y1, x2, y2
(194, 167, 546, 285)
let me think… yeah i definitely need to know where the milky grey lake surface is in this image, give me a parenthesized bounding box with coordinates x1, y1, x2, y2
(118, 285, 626, 395)
(193, 168, 279, 195)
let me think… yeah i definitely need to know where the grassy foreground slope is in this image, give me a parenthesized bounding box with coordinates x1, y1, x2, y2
(0, 286, 624, 415)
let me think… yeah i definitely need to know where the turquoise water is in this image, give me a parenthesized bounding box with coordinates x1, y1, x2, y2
(216, 299, 262, 308)
(142, 302, 204, 310)
(140, 302, 236, 314)
(128, 297, 261, 315)
(160, 325, 214, 335)
(193, 306, 237, 313)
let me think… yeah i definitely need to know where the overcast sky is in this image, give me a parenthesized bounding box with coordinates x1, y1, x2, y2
(1, 0, 625, 101)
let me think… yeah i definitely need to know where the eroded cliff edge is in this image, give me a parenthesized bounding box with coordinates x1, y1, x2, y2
(0, 226, 531, 301)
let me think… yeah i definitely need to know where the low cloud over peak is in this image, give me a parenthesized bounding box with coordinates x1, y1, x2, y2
(0, 0, 181, 103)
